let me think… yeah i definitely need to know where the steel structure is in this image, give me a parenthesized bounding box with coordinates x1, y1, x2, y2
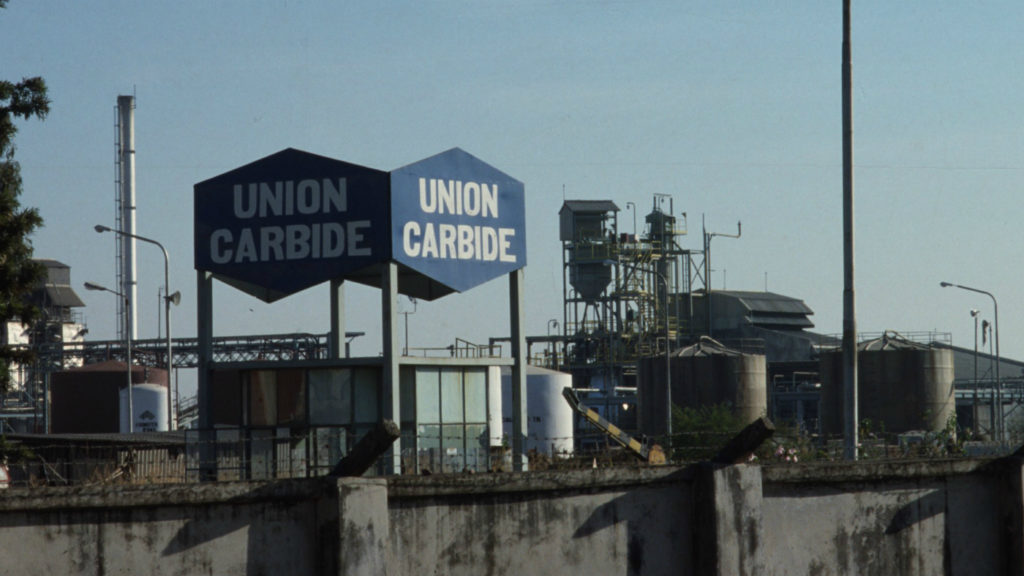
(3, 333, 353, 433)
(556, 196, 705, 432)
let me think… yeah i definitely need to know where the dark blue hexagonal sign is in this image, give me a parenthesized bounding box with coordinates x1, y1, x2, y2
(194, 148, 390, 302)
(390, 148, 526, 293)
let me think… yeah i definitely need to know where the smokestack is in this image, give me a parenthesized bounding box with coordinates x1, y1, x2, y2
(117, 95, 137, 339)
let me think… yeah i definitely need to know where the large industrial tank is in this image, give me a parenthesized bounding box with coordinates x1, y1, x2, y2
(637, 337, 767, 436)
(119, 383, 170, 433)
(501, 365, 574, 456)
(820, 332, 954, 436)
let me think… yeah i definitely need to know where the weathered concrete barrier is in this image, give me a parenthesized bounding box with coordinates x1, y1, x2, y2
(0, 457, 1020, 575)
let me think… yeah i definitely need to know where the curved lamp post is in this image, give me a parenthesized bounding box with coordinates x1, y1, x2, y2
(96, 225, 180, 430)
(941, 281, 1000, 443)
(84, 281, 134, 433)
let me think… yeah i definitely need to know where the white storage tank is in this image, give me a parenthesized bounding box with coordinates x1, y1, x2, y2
(119, 383, 169, 433)
(501, 365, 574, 456)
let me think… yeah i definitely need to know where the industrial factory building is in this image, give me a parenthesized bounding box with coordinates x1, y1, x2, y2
(5, 122, 1024, 482)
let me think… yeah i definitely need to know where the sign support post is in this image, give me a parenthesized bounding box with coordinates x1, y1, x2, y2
(382, 262, 402, 474)
(330, 279, 345, 359)
(510, 268, 528, 472)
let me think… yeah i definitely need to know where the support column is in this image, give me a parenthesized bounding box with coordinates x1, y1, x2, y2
(196, 270, 215, 481)
(330, 279, 345, 359)
(509, 269, 528, 472)
(321, 478, 390, 576)
(1002, 455, 1024, 574)
(694, 463, 764, 576)
(381, 263, 402, 474)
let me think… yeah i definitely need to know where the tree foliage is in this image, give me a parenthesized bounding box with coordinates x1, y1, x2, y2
(0, 71, 50, 389)
(670, 403, 746, 462)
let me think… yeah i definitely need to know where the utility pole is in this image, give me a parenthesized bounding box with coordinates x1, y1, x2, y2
(841, 0, 859, 461)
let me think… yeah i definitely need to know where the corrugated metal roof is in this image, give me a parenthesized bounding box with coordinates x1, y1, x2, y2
(38, 284, 85, 308)
(748, 313, 814, 329)
(720, 290, 813, 315)
(560, 200, 619, 214)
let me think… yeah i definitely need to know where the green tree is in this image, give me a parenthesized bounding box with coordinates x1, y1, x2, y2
(0, 70, 50, 390)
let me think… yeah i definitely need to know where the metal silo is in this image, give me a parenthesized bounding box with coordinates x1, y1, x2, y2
(820, 332, 954, 436)
(637, 337, 767, 436)
(501, 365, 574, 456)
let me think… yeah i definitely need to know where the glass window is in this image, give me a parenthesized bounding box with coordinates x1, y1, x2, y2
(275, 369, 306, 425)
(248, 370, 277, 427)
(416, 368, 440, 423)
(441, 424, 465, 473)
(465, 424, 489, 473)
(418, 424, 441, 473)
(353, 368, 380, 424)
(400, 366, 416, 424)
(309, 369, 352, 426)
(463, 369, 487, 423)
(441, 368, 463, 423)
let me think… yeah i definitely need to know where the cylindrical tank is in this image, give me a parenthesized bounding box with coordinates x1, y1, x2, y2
(637, 337, 767, 436)
(487, 366, 503, 448)
(820, 332, 954, 437)
(119, 383, 169, 433)
(501, 366, 574, 456)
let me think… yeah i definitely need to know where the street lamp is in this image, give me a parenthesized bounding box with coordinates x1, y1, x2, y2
(84, 281, 134, 433)
(400, 296, 417, 356)
(970, 309, 983, 437)
(941, 281, 1001, 443)
(547, 319, 559, 369)
(96, 224, 180, 430)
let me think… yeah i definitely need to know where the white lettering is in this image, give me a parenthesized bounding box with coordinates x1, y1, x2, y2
(231, 178, 348, 218)
(260, 226, 285, 261)
(403, 222, 421, 257)
(233, 185, 257, 218)
(419, 179, 436, 213)
(323, 222, 345, 257)
(286, 225, 311, 259)
(236, 228, 258, 263)
(416, 178, 500, 218)
(211, 230, 233, 264)
(209, 221, 370, 264)
(398, 222, 516, 264)
(347, 220, 371, 256)
(422, 223, 438, 257)
(499, 228, 515, 262)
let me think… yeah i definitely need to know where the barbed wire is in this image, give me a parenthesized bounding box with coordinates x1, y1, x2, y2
(0, 421, 1004, 489)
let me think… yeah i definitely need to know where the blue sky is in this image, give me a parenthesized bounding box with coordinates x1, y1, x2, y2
(3, 2, 1024, 389)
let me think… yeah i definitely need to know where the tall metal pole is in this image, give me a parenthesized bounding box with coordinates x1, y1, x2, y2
(841, 0, 859, 461)
(96, 225, 175, 430)
(971, 309, 980, 435)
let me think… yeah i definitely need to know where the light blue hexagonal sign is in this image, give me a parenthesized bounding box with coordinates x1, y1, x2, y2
(390, 148, 526, 293)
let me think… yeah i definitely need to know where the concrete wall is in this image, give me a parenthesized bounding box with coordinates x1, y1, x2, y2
(0, 458, 1019, 575)
(387, 468, 694, 576)
(761, 459, 1009, 575)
